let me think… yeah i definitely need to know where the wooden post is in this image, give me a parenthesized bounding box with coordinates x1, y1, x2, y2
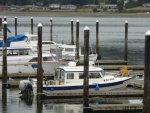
(0, 16, 2, 31)
(143, 30, 150, 113)
(71, 19, 74, 45)
(4, 16, 6, 21)
(96, 20, 100, 59)
(83, 26, 93, 113)
(2, 21, 7, 88)
(124, 21, 128, 63)
(31, 17, 33, 34)
(50, 18, 53, 41)
(2, 89, 7, 113)
(36, 100, 42, 113)
(37, 23, 43, 98)
(83, 26, 90, 107)
(15, 17, 17, 35)
(75, 19, 79, 60)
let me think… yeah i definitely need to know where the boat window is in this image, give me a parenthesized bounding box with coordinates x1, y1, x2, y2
(30, 37, 37, 41)
(29, 57, 38, 62)
(79, 73, 101, 79)
(42, 42, 55, 44)
(79, 73, 84, 79)
(65, 48, 74, 52)
(67, 73, 74, 79)
(18, 50, 28, 55)
(43, 57, 52, 61)
(89, 73, 101, 79)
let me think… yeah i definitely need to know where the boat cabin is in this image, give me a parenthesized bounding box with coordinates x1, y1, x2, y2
(51, 62, 106, 85)
(58, 45, 81, 55)
(29, 54, 57, 62)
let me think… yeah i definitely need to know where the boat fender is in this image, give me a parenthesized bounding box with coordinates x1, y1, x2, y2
(50, 48, 53, 53)
(50, 87, 54, 91)
(95, 84, 99, 91)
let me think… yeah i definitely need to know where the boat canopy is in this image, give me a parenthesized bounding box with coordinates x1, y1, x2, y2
(0, 34, 25, 47)
(56, 65, 103, 73)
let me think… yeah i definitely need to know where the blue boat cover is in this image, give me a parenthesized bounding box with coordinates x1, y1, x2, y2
(0, 34, 25, 47)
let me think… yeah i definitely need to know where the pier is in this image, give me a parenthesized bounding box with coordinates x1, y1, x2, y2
(43, 90, 143, 99)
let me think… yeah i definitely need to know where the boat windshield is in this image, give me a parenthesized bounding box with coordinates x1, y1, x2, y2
(55, 69, 65, 81)
(65, 48, 74, 52)
(29, 56, 53, 62)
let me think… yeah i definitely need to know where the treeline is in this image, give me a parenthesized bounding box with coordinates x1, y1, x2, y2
(0, 0, 149, 7)
(0, 0, 100, 6)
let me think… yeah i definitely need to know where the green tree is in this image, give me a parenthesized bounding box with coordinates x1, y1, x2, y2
(117, 0, 124, 13)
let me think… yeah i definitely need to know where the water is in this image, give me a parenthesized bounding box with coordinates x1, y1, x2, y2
(0, 16, 145, 113)
(3, 16, 149, 65)
(0, 85, 142, 113)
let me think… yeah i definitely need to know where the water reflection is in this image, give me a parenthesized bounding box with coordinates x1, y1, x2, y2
(2, 88, 7, 113)
(37, 100, 42, 113)
(19, 95, 33, 106)
(0, 79, 142, 113)
(43, 102, 82, 113)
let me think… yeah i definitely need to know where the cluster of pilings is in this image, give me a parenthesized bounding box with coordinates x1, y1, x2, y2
(0, 16, 129, 63)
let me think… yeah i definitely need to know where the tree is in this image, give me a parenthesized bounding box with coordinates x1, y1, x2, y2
(117, 0, 124, 13)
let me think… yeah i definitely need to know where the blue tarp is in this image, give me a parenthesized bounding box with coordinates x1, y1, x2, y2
(0, 34, 25, 47)
(31, 64, 44, 72)
(7, 34, 25, 41)
(32, 64, 38, 68)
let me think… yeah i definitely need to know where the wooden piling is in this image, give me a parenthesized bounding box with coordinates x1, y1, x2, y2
(124, 21, 128, 63)
(2, 21, 7, 88)
(75, 19, 79, 60)
(15, 17, 17, 35)
(0, 16, 2, 31)
(96, 20, 100, 59)
(2, 89, 7, 113)
(83, 26, 90, 108)
(71, 19, 74, 45)
(4, 16, 6, 21)
(31, 17, 33, 34)
(50, 18, 53, 41)
(37, 23, 43, 98)
(143, 30, 150, 113)
(36, 100, 43, 113)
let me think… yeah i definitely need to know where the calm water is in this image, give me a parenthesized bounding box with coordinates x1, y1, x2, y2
(3, 16, 149, 65)
(0, 81, 142, 113)
(0, 16, 145, 113)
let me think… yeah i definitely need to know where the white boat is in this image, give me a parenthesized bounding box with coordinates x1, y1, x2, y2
(58, 44, 97, 61)
(0, 32, 98, 61)
(0, 52, 70, 74)
(23, 32, 98, 61)
(19, 62, 134, 93)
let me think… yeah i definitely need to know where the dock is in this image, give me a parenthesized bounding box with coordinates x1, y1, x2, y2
(91, 104, 143, 112)
(43, 90, 143, 99)
(40, 90, 143, 112)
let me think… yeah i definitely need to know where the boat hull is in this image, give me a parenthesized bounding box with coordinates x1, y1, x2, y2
(41, 77, 133, 91)
(0, 61, 69, 74)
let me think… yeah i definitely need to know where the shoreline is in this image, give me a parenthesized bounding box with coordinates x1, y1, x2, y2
(0, 11, 150, 18)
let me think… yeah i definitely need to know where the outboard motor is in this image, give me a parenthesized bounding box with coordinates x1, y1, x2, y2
(19, 80, 33, 95)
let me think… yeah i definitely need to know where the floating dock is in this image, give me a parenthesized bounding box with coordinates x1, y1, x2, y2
(42, 90, 143, 99)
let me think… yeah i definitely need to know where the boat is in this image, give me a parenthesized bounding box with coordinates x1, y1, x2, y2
(57, 44, 97, 61)
(1, 32, 98, 61)
(0, 52, 71, 74)
(0, 39, 76, 74)
(19, 62, 134, 94)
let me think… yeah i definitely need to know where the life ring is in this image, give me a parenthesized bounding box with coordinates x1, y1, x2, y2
(50, 48, 53, 53)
